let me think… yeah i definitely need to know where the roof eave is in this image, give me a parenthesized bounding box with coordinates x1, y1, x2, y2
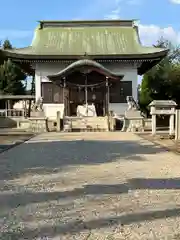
(138, 55, 167, 75)
(1, 49, 168, 61)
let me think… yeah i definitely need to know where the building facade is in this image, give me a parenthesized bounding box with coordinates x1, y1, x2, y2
(1, 20, 168, 119)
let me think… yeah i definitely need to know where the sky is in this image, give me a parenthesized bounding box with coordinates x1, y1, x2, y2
(0, 0, 180, 48)
(0, 0, 180, 88)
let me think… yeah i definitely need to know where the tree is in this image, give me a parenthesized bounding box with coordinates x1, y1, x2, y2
(139, 38, 180, 114)
(0, 40, 5, 65)
(0, 59, 25, 95)
(3, 39, 12, 49)
(0, 39, 26, 96)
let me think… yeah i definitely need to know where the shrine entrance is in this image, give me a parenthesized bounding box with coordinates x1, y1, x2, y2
(66, 70, 107, 117)
(47, 59, 124, 118)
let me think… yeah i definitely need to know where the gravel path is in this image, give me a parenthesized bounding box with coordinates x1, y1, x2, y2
(0, 132, 180, 239)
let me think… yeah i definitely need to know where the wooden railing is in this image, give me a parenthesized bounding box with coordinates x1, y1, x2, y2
(0, 109, 25, 118)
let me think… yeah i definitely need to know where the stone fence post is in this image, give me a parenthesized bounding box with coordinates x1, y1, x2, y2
(175, 110, 180, 140)
(56, 111, 61, 132)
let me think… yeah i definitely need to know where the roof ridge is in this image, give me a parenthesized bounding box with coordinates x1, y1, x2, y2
(38, 20, 137, 29)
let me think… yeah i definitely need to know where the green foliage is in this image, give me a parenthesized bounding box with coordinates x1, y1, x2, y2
(3, 39, 12, 49)
(0, 40, 5, 65)
(0, 40, 26, 95)
(139, 38, 180, 114)
(0, 59, 26, 95)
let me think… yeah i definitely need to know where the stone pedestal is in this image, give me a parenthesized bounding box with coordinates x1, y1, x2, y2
(29, 117, 48, 133)
(122, 110, 144, 132)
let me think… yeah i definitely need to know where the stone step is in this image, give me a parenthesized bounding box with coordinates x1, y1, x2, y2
(63, 116, 108, 131)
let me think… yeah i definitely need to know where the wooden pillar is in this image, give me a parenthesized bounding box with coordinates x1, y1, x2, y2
(28, 99, 31, 117)
(7, 100, 10, 116)
(63, 77, 66, 117)
(106, 77, 110, 131)
(24, 100, 27, 118)
(105, 77, 109, 115)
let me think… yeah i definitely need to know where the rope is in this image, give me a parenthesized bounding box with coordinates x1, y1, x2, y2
(66, 81, 105, 88)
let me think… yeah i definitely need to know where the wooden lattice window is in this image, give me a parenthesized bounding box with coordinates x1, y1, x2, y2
(109, 81, 132, 103)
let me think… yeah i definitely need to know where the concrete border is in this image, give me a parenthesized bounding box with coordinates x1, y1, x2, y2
(0, 133, 36, 154)
(137, 133, 180, 156)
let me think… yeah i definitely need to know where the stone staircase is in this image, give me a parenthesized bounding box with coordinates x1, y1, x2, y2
(63, 116, 109, 132)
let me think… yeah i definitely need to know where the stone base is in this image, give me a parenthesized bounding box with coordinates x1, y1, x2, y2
(125, 110, 142, 118)
(121, 110, 144, 132)
(31, 111, 45, 118)
(29, 117, 48, 133)
(127, 118, 144, 132)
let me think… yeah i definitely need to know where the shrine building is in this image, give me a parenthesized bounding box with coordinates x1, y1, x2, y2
(1, 20, 168, 120)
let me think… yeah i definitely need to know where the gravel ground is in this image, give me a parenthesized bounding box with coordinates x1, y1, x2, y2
(0, 132, 180, 239)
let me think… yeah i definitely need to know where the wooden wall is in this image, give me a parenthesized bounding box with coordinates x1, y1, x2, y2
(109, 81, 132, 103)
(41, 82, 63, 103)
(41, 80, 132, 104)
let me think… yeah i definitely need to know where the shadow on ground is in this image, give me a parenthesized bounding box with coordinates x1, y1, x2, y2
(0, 139, 166, 181)
(1, 178, 180, 209)
(1, 207, 180, 239)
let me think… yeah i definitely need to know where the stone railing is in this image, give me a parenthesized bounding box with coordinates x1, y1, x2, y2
(0, 109, 25, 118)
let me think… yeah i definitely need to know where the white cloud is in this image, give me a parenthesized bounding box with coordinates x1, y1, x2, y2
(105, 4, 180, 46)
(170, 0, 180, 4)
(138, 24, 180, 46)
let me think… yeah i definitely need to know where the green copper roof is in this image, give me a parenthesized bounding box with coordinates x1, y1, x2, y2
(2, 20, 168, 58)
(32, 24, 141, 55)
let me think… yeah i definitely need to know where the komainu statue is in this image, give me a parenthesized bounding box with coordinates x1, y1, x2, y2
(32, 97, 44, 112)
(126, 96, 139, 111)
(31, 97, 45, 117)
(121, 96, 144, 132)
